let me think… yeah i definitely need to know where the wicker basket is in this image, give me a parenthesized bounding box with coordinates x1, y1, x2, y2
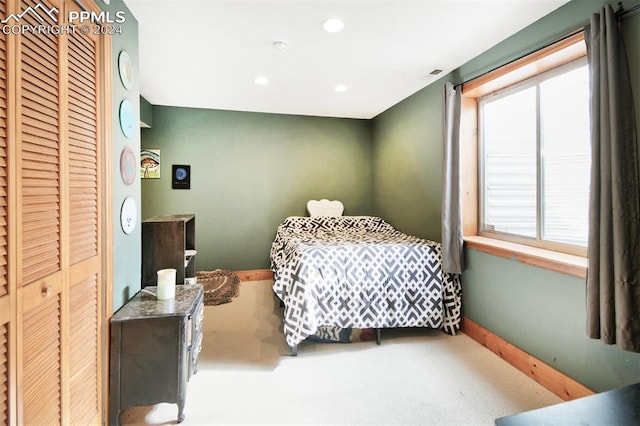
(196, 269, 241, 306)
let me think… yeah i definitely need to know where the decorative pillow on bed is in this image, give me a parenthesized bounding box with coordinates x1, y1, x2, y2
(306, 199, 344, 217)
(307, 326, 376, 343)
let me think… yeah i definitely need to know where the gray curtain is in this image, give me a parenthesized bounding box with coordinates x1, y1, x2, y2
(585, 5, 640, 353)
(442, 82, 464, 275)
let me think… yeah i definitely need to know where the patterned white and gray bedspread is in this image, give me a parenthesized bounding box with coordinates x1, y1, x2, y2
(270, 216, 462, 348)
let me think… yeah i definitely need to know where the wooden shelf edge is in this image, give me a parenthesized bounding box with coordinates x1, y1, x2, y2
(464, 236, 587, 279)
(461, 317, 594, 401)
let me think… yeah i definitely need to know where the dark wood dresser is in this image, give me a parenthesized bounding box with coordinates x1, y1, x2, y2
(109, 284, 204, 425)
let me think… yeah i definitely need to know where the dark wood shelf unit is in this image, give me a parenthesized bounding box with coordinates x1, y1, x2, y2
(142, 214, 196, 287)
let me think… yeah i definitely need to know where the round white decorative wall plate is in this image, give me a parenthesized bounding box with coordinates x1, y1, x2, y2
(119, 99, 136, 138)
(120, 197, 137, 235)
(118, 50, 135, 90)
(120, 147, 137, 185)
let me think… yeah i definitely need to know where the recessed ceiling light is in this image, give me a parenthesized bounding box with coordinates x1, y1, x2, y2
(254, 76, 269, 85)
(334, 84, 348, 93)
(323, 18, 344, 33)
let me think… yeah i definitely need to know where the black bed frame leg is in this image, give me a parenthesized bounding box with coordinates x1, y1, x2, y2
(290, 345, 298, 356)
(375, 328, 381, 345)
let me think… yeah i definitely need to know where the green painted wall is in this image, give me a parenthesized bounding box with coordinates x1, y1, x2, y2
(107, 0, 141, 311)
(371, 79, 444, 242)
(141, 107, 372, 271)
(463, 249, 639, 392)
(373, 0, 640, 392)
(140, 95, 153, 127)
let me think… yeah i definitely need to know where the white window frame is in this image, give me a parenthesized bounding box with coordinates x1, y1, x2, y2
(477, 57, 589, 257)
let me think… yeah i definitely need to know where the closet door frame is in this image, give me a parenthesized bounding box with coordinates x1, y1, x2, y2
(2, 0, 113, 423)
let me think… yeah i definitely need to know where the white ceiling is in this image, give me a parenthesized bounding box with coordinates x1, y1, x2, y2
(124, 0, 570, 119)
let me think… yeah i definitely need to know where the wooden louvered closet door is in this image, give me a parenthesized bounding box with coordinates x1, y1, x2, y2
(1, 1, 9, 424)
(1, 0, 109, 424)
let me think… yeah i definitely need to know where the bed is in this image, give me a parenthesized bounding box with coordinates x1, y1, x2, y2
(270, 200, 462, 354)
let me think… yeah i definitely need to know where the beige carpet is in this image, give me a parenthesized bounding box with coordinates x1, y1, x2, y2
(120, 280, 562, 425)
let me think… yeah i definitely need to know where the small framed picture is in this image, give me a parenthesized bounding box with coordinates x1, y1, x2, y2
(172, 165, 191, 189)
(140, 149, 160, 178)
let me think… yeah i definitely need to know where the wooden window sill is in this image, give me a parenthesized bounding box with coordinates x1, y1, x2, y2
(464, 236, 587, 278)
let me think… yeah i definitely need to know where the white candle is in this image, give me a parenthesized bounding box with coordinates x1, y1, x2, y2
(157, 268, 176, 300)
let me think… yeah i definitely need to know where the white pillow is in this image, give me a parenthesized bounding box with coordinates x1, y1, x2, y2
(306, 199, 344, 217)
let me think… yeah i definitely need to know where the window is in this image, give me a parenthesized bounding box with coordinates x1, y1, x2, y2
(459, 33, 590, 276)
(478, 58, 590, 255)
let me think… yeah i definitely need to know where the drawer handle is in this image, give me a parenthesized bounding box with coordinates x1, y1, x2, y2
(42, 286, 52, 297)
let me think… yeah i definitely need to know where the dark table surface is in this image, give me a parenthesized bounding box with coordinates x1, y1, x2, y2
(495, 382, 640, 426)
